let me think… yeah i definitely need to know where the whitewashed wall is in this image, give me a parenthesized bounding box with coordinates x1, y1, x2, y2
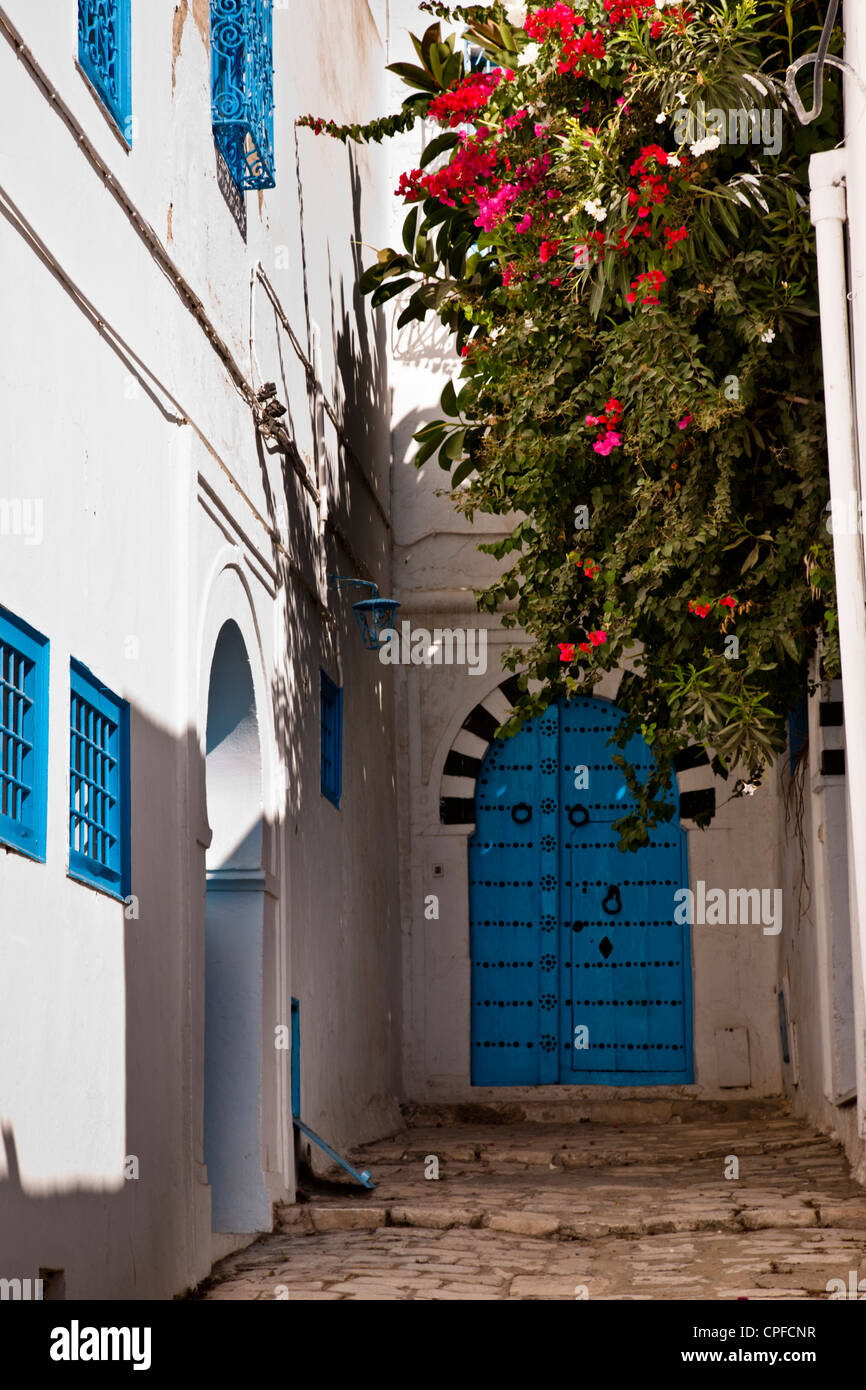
(0, 0, 401, 1300)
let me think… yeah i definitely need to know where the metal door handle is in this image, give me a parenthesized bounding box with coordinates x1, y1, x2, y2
(602, 885, 622, 914)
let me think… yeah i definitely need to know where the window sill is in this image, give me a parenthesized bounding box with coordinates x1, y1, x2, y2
(0, 834, 46, 866)
(67, 868, 128, 903)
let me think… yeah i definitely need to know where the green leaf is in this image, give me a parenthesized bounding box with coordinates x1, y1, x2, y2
(402, 207, 420, 255)
(371, 276, 415, 307)
(443, 428, 467, 462)
(440, 379, 459, 417)
(386, 62, 440, 94)
(419, 131, 460, 169)
(451, 456, 476, 487)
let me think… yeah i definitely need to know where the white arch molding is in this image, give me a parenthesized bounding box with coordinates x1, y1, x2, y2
(437, 671, 718, 831)
(198, 561, 278, 1235)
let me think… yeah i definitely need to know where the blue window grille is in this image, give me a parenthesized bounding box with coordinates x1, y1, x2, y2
(69, 659, 130, 897)
(78, 0, 133, 145)
(320, 671, 342, 807)
(0, 607, 49, 862)
(210, 0, 276, 193)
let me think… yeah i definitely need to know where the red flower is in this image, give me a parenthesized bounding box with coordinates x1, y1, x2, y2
(578, 641, 590, 653)
(559, 642, 575, 662)
(688, 601, 711, 618)
(428, 71, 502, 128)
(627, 269, 667, 308)
(664, 224, 688, 249)
(719, 595, 736, 609)
(540, 238, 561, 263)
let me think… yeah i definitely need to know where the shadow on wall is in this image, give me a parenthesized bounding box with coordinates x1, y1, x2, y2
(0, 660, 274, 1300)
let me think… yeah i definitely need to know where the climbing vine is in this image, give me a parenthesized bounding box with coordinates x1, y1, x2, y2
(305, 0, 841, 848)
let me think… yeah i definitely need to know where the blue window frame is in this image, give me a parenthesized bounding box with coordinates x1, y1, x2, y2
(69, 659, 130, 898)
(0, 607, 49, 862)
(78, 0, 133, 145)
(320, 671, 342, 808)
(210, 0, 276, 193)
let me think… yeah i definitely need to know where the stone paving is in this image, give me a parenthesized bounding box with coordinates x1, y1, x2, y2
(198, 1101, 866, 1300)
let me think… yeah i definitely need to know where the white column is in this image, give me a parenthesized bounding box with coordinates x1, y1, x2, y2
(810, 146, 866, 1135)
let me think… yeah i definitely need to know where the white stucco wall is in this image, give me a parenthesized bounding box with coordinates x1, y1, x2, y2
(0, 0, 402, 1299)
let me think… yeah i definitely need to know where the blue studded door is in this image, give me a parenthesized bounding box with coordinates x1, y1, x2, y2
(469, 697, 693, 1085)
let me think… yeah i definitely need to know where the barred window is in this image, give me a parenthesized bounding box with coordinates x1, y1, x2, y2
(211, 0, 276, 193)
(0, 607, 49, 862)
(320, 670, 342, 808)
(69, 660, 130, 897)
(78, 0, 133, 144)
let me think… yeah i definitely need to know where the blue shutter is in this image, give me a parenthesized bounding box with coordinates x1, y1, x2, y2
(78, 0, 133, 144)
(211, 0, 276, 192)
(0, 606, 49, 862)
(69, 659, 130, 898)
(320, 670, 342, 807)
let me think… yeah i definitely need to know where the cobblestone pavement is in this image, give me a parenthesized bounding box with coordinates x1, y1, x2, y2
(199, 1102, 866, 1300)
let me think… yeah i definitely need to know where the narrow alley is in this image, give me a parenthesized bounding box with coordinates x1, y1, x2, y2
(199, 1101, 866, 1300)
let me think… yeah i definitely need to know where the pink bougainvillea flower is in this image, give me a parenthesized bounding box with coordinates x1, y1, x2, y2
(664, 224, 688, 249)
(578, 641, 590, 653)
(559, 642, 575, 662)
(534, 122, 548, 138)
(515, 212, 533, 233)
(428, 70, 502, 128)
(539, 238, 561, 263)
(593, 431, 622, 455)
(589, 630, 607, 646)
(585, 413, 601, 426)
(677, 413, 693, 429)
(719, 595, 736, 609)
(688, 600, 711, 618)
(504, 68, 516, 81)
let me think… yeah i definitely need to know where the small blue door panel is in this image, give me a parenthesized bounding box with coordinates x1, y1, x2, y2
(470, 697, 693, 1085)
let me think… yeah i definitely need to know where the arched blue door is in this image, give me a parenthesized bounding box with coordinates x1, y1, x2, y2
(469, 697, 693, 1085)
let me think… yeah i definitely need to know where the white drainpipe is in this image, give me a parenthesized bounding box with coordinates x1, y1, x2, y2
(809, 149, 866, 1138)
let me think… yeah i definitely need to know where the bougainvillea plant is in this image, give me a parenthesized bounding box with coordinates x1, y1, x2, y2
(301, 0, 841, 848)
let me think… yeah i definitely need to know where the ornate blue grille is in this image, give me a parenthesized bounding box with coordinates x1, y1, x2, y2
(69, 660, 130, 897)
(0, 607, 49, 862)
(78, 0, 133, 144)
(211, 0, 276, 192)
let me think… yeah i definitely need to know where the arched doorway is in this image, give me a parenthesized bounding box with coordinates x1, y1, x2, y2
(469, 696, 693, 1085)
(203, 620, 270, 1232)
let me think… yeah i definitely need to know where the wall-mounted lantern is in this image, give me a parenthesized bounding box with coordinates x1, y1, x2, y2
(327, 574, 400, 651)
